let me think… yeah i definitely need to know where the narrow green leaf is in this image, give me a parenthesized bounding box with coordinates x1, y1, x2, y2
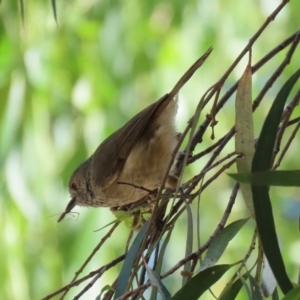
(253, 185, 291, 293)
(51, 0, 58, 23)
(144, 261, 171, 300)
(171, 264, 232, 300)
(182, 202, 193, 285)
(199, 218, 248, 271)
(249, 275, 263, 300)
(281, 286, 300, 300)
(235, 62, 255, 216)
(229, 170, 300, 187)
(251, 68, 300, 295)
(114, 221, 150, 299)
(252, 69, 300, 172)
(272, 288, 280, 300)
(219, 273, 249, 300)
(150, 227, 174, 300)
(19, 0, 25, 26)
(240, 275, 252, 299)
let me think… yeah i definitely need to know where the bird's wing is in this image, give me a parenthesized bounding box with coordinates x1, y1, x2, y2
(92, 47, 213, 188)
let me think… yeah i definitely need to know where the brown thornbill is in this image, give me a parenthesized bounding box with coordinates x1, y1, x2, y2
(58, 48, 212, 222)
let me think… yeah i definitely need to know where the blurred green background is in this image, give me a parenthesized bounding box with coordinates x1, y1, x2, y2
(1, 0, 300, 299)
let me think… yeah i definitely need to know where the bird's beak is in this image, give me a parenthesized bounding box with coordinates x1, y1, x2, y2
(57, 198, 76, 222)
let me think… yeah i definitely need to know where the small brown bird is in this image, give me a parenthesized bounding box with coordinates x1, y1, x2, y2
(58, 48, 212, 222)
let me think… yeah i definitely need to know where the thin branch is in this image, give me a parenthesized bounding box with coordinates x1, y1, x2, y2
(42, 254, 126, 300)
(58, 222, 120, 299)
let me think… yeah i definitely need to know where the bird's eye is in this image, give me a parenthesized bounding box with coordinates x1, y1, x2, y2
(70, 182, 77, 191)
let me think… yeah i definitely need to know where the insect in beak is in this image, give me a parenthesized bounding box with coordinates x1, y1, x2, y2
(58, 197, 76, 222)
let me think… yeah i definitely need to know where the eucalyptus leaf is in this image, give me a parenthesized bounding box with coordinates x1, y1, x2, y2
(219, 273, 249, 300)
(272, 288, 280, 300)
(199, 218, 248, 271)
(281, 286, 300, 300)
(150, 229, 174, 300)
(249, 275, 263, 300)
(19, 0, 25, 25)
(114, 221, 150, 299)
(144, 262, 171, 300)
(51, 0, 57, 23)
(250, 68, 300, 295)
(240, 274, 251, 299)
(171, 264, 232, 300)
(182, 202, 194, 285)
(229, 170, 300, 187)
(235, 62, 255, 216)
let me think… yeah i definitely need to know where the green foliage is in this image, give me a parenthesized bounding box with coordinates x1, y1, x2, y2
(114, 221, 150, 299)
(229, 170, 300, 187)
(1, 1, 300, 300)
(219, 273, 250, 300)
(282, 286, 300, 300)
(144, 262, 172, 300)
(199, 218, 249, 271)
(231, 69, 300, 294)
(171, 265, 233, 300)
(255, 77, 299, 293)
